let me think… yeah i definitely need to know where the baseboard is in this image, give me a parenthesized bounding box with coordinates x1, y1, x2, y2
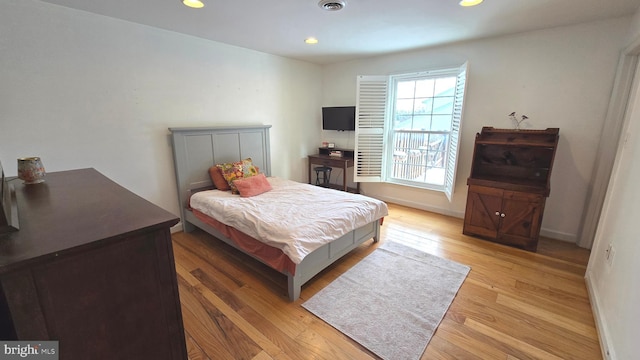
(372, 194, 465, 219)
(370, 194, 578, 243)
(539, 228, 576, 243)
(585, 271, 616, 360)
(170, 222, 183, 234)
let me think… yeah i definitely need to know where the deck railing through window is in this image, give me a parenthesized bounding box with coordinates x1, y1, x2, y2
(391, 130, 448, 184)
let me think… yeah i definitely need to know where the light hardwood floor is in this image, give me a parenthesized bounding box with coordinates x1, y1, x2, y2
(172, 202, 601, 360)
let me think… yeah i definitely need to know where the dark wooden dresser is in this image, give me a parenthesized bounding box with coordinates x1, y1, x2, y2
(463, 127, 559, 251)
(0, 168, 187, 360)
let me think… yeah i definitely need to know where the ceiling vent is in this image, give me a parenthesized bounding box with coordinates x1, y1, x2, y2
(318, 0, 346, 11)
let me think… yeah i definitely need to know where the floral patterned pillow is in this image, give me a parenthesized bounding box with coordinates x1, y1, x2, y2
(217, 158, 259, 194)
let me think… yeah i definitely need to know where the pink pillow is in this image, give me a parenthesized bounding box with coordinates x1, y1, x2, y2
(233, 173, 272, 197)
(208, 166, 231, 191)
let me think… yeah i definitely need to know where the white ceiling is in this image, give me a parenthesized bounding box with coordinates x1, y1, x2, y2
(39, 0, 640, 64)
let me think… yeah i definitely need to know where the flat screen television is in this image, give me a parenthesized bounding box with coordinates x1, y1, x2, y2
(322, 106, 356, 131)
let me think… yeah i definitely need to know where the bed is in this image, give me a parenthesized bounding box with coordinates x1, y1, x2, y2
(169, 125, 388, 301)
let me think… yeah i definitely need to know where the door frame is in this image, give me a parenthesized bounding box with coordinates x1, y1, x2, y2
(577, 36, 640, 248)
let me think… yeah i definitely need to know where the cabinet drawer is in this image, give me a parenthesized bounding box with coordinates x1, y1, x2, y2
(312, 158, 344, 167)
(468, 184, 504, 197)
(503, 190, 543, 204)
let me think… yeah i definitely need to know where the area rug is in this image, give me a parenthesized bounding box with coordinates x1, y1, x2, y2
(302, 241, 470, 360)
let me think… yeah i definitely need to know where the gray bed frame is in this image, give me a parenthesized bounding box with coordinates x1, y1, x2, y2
(169, 125, 381, 301)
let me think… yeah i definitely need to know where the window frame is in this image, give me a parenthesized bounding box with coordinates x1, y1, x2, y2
(355, 63, 468, 201)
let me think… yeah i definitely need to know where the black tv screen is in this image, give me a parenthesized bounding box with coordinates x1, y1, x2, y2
(322, 106, 356, 131)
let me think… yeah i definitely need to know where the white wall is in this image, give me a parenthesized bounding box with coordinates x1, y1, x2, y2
(320, 17, 632, 242)
(588, 62, 640, 359)
(2, 1, 638, 356)
(628, 8, 640, 41)
(585, 33, 640, 360)
(0, 0, 322, 219)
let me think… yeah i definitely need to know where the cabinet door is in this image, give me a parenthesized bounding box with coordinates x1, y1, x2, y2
(463, 185, 503, 239)
(497, 191, 544, 251)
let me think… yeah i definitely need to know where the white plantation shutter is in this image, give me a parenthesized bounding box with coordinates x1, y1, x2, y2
(354, 75, 389, 182)
(444, 62, 468, 201)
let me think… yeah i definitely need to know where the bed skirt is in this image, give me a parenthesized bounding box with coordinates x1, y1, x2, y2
(191, 208, 297, 275)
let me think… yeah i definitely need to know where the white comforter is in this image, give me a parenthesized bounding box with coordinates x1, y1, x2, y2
(189, 177, 388, 264)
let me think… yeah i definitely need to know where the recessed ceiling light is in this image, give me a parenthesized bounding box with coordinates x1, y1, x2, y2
(459, 0, 483, 6)
(305, 38, 319, 45)
(183, 0, 204, 9)
(318, 0, 346, 11)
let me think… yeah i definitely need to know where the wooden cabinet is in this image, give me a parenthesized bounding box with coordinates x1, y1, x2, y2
(463, 127, 559, 251)
(0, 169, 187, 359)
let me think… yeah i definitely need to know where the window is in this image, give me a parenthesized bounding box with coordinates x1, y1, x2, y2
(354, 63, 468, 200)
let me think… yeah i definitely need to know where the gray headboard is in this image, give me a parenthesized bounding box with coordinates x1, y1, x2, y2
(169, 125, 272, 223)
